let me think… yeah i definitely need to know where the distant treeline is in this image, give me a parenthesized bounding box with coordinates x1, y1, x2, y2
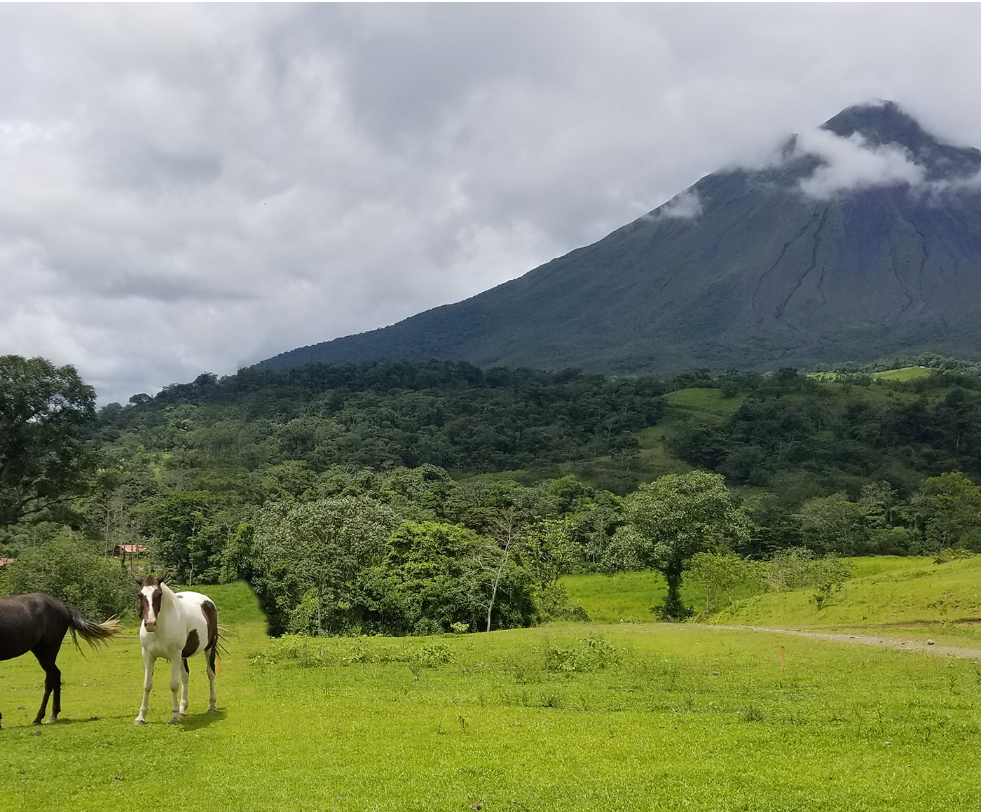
(97, 361, 665, 474)
(667, 367, 979, 497)
(811, 352, 980, 376)
(87, 359, 981, 501)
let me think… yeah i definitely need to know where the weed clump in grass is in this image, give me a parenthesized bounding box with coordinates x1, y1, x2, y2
(250, 635, 330, 668)
(250, 635, 458, 670)
(741, 704, 765, 722)
(544, 636, 623, 673)
(413, 642, 454, 667)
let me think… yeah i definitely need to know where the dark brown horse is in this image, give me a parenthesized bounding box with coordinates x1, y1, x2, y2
(0, 593, 122, 728)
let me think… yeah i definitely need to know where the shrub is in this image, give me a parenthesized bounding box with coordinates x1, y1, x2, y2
(544, 636, 622, 673)
(413, 642, 454, 667)
(763, 547, 852, 610)
(250, 635, 330, 668)
(0, 531, 135, 620)
(933, 548, 975, 564)
(251, 635, 457, 669)
(764, 548, 850, 592)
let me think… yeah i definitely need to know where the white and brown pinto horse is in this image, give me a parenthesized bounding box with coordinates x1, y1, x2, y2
(134, 575, 220, 725)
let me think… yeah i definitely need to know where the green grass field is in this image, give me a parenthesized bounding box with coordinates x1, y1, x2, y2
(1, 563, 979, 812)
(808, 368, 933, 382)
(870, 368, 934, 381)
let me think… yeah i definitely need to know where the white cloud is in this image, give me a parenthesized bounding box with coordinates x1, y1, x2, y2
(921, 172, 982, 204)
(654, 190, 704, 220)
(794, 129, 927, 200)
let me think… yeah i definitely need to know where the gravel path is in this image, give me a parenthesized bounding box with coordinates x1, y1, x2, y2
(710, 625, 981, 659)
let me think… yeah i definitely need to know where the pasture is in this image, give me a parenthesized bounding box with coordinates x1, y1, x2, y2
(1, 578, 979, 812)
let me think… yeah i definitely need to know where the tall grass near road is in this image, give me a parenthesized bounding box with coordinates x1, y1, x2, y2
(1, 601, 978, 812)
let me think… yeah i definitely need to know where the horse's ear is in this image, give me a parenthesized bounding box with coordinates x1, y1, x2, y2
(134, 576, 145, 586)
(158, 571, 169, 585)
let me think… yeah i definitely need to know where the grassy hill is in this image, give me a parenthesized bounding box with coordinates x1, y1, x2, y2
(560, 555, 981, 649)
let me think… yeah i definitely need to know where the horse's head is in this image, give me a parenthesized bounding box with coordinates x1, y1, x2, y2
(136, 575, 165, 632)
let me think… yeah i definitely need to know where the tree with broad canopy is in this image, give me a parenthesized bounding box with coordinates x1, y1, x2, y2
(0, 356, 96, 527)
(606, 471, 749, 620)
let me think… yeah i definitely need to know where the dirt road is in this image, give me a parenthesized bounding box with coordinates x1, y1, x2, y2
(711, 625, 981, 659)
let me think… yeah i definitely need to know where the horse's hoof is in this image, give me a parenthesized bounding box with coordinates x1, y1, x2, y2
(168, 717, 183, 725)
(133, 719, 146, 726)
(207, 707, 219, 714)
(31, 720, 42, 727)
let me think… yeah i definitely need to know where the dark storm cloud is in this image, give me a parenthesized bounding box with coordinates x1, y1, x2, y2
(0, 3, 977, 403)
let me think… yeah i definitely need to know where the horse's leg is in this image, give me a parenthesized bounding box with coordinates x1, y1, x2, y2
(178, 658, 190, 718)
(205, 647, 218, 713)
(31, 648, 61, 725)
(134, 649, 154, 725)
(169, 656, 184, 724)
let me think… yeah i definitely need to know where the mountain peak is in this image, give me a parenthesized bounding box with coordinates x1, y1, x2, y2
(821, 100, 925, 145)
(818, 101, 979, 178)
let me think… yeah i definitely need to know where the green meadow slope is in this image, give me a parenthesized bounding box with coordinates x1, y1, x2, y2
(1, 594, 978, 812)
(561, 556, 981, 649)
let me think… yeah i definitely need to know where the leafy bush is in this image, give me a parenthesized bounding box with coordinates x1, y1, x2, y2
(764, 548, 851, 593)
(933, 547, 976, 564)
(250, 634, 330, 668)
(762, 547, 852, 609)
(251, 635, 457, 670)
(413, 642, 454, 667)
(0, 531, 135, 620)
(686, 551, 754, 614)
(544, 636, 622, 673)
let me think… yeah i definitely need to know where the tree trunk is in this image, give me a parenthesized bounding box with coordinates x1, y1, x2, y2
(659, 562, 690, 621)
(486, 545, 510, 633)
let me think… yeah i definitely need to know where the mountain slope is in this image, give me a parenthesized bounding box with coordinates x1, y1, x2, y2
(259, 102, 980, 375)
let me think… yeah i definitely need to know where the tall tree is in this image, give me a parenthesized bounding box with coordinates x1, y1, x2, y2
(912, 472, 981, 551)
(251, 496, 401, 635)
(607, 471, 749, 620)
(0, 356, 96, 527)
(798, 493, 870, 556)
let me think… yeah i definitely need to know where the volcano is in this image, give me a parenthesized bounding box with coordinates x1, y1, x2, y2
(259, 102, 980, 375)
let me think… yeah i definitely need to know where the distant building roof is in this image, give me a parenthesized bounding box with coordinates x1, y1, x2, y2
(114, 544, 149, 555)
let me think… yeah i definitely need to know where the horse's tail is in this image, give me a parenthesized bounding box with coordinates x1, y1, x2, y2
(216, 622, 232, 654)
(65, 606, 123, 653)
(213, 622, 232, 676)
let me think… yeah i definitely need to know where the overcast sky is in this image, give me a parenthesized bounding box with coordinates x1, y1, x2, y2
(0, 3, 978, 405)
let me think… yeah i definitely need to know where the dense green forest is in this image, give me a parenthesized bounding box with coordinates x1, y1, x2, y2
(1, 354, 978, 632)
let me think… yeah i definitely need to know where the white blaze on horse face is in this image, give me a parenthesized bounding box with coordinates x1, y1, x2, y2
(141, 585, 159, 631)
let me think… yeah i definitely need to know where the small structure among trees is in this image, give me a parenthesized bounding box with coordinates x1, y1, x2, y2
(113, 543, 148, 558)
